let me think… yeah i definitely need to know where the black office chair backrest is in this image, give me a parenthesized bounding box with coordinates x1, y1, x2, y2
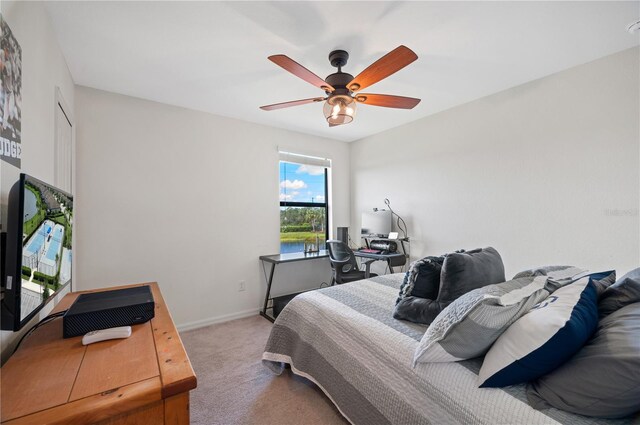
(326, 240, 358, 272)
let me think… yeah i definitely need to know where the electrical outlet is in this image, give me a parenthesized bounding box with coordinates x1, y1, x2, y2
(239, 281, 246, 292)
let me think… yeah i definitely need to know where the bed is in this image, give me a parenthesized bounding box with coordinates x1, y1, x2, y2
(262, 274, 635, 425)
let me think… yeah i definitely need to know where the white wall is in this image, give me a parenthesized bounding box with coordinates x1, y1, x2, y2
(351, 47, 640, 278)
(3, 7, 634, 355)
(0, 1, 75, 362)
(74, 87, 350, 329)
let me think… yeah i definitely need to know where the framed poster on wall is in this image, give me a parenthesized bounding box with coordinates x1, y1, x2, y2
(0, 14, 22, 168)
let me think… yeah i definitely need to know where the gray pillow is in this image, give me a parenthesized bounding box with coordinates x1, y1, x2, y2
(439, 247, 506, 302)
(413, 275, 550, 364)
(526, 302, 640, 418)
(393, 296, 442, 325)
(591, 270, 616, 297)
(599, 268, 640, 317)
(619, 267, 640, 281)
(513, 265, 584, 280)
(394, 247, 505, 325)
(512, 265, 595, 293)
(396, 256, 444, 303)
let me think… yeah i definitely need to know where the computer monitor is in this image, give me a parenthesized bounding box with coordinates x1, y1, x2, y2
(361, 210, 392, 238)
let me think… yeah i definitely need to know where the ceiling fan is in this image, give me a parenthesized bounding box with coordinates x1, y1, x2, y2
(260, 46, 421, 127)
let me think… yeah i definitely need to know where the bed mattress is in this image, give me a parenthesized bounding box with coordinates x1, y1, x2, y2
(263, 274, 636, 425)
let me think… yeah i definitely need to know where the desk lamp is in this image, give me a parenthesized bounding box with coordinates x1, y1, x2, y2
(373, 199, 409, 240)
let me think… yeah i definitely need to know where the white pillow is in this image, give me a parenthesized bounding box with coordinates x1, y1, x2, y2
(477, 272, 609, 388)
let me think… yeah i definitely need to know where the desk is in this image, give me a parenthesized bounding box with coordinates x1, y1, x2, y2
(1, 282, 196, 425)
(259, 250, 329, 322)
(354, 250, 407, 278)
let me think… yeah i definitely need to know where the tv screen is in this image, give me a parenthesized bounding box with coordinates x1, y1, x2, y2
(1, 174, 73, 330)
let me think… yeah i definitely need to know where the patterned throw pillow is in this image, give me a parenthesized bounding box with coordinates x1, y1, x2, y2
(395, 256, 444, 304)
(395, 247, 506, 325)
(513, 265, 586, 280)
(478, 271, 613, 388)
(413, 275, 551, 365)
(512, 265, 589, 292)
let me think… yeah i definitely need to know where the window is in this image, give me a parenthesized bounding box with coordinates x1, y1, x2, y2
(279, 152, 330, 253)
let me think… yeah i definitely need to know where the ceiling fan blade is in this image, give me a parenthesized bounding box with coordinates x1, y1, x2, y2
(355, 93, 421, 109)
(260, 97, 326, 111)
(347, 46, 418, 92)
(269, 55, 335, 92)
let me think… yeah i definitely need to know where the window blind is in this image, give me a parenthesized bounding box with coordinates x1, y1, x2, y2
(278, 150, 331, 168)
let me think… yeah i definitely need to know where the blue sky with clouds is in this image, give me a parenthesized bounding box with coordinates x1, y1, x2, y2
(279, 161, 326, 203)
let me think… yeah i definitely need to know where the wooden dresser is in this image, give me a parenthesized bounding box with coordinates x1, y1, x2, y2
(1, 282, 197, 424)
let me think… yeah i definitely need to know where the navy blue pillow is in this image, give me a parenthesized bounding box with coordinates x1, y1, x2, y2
(478, 272, 609, 388)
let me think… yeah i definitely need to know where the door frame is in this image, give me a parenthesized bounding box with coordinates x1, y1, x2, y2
(54, 87, 74, 193)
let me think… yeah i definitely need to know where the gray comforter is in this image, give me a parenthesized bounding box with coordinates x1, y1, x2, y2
(263, 274, 636, 425)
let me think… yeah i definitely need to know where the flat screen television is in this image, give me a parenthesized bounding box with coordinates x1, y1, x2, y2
(1, 174, 73, 331)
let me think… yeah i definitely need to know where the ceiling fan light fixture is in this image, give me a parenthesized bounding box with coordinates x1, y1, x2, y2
(260, 46, 420, 126)
(323, 95, 356, 126)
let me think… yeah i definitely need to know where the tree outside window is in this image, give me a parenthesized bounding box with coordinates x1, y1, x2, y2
(279, 160, 328, 253)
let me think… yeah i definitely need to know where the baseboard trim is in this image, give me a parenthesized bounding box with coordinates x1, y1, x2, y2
(176, 308, 260, 332)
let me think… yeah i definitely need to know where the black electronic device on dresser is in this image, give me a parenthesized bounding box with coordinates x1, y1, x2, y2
(63, 285, 155, 338)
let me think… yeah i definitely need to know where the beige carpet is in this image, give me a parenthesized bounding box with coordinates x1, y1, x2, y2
(181, 315, 348, 425)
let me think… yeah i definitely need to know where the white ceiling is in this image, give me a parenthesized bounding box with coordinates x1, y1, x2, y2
(45, 1, 640, 142)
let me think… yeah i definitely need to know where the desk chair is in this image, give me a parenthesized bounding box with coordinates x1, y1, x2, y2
(326, 240, 377, 285)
